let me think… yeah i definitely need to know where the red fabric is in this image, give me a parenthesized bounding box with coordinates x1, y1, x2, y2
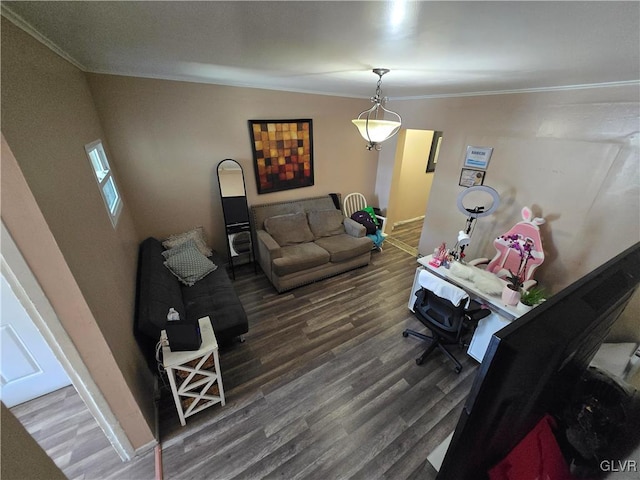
(488, 414, 576, 480)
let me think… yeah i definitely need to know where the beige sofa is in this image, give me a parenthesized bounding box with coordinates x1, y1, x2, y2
(251, 195, 374, 292)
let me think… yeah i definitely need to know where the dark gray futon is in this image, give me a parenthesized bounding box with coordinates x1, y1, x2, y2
(134, 237, 248, 371)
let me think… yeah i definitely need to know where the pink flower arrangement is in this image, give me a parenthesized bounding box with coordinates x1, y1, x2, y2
(502, 233, 534, 290)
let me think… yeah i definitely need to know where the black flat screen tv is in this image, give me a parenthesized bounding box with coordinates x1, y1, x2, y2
(438, 242, 640, 479)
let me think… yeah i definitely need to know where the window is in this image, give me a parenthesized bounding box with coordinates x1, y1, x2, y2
(85, 140, 122, 227)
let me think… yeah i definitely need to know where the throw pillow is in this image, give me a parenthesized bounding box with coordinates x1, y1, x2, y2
(163, 241, 217, 286)
(307, 209, 345, 238)
(264, 212, 314, 246)
(162, 238, 198, 259)
(162, 226, 212, 257)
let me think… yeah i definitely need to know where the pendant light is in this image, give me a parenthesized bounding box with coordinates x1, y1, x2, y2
(352, 68, 402, 151)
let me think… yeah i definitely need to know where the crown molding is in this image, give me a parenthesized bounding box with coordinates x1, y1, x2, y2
(391, 80, 640, 101)
(84, 68, 369, 99)
(1, 4, 87, 71)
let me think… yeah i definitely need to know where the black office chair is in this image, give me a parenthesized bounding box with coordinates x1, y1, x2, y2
(403, 286, 491, 373)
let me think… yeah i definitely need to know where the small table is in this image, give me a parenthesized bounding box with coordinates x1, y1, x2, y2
(161, 317, 225, 426)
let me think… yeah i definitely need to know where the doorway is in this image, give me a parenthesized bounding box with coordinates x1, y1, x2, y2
(0, 222, 134, 466)
(1, 272, 71, 407)
(384, 219, 424, 257)
(384, 129, 441, 256)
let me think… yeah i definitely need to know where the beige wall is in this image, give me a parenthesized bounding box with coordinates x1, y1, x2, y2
(386, 129, 434, 229)
(86, 74, 376, 252)
(3, 8, 638, 457)
(376, 85, 640, 293)
(1, 19, 154, 447)
(1, 404, 67, 480)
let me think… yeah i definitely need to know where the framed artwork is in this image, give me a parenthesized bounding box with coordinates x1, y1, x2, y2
(426, 131, 443, 173)
(248, 119, 314, 194)
(459, 168, 486, 187)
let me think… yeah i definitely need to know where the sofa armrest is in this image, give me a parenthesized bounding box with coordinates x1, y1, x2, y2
(256, 230, 282, 282)
(344, 217, 366, 238)
(256, 229, 281, 281)
(257, 229, 282, 258)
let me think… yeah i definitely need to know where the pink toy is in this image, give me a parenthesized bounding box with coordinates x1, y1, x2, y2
(470, 207, 545, 289)
(429, 242, 448, 267)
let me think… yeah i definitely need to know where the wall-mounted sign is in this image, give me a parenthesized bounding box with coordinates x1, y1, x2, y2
(464, 146, 493, 170)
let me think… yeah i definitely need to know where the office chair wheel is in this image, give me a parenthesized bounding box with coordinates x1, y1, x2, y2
(415, 357, 424, 366)
(402, 331, 409, 338)
(454, 366, 462, 374)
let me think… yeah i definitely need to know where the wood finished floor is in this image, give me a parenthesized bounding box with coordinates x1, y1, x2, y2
(12, 229, 480, 480)
(385, 219, 424, 258)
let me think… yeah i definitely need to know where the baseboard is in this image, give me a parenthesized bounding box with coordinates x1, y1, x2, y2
(393, 216, 425, 227)
(135, 376, 161, 456)
(135, 438, 158, 456)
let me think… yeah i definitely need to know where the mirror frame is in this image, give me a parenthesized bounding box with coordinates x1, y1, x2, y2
(216, 159, 254, 279)
(218, 158, 247, 198)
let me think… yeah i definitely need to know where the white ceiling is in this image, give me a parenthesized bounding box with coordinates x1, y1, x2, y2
(3, 1, 639, 99)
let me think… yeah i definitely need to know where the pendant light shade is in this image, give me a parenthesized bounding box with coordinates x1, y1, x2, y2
(351, 119, 401, 143)
(352, 68, 402, 151)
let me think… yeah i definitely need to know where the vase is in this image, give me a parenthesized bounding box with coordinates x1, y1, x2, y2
(502, 285, 521, 306)
(517, 301, 533, 313)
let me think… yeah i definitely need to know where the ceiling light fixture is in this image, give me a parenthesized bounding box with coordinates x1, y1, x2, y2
(352, 68, 402, 151)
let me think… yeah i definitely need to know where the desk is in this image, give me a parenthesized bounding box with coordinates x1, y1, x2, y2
(408, 256, 522, 363)
(162, 317, 225, 426)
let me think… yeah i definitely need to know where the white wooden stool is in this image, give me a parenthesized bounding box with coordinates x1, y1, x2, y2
(161, 317, 225, 426)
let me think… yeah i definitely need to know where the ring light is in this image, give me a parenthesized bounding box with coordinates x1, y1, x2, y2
(453, 185, 501, 259)
(456, 185, 500, 218)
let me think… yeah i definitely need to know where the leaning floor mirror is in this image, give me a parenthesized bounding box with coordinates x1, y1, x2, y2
(217, 158, 255, 279)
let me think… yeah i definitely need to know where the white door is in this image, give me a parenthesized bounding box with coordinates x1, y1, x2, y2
(0, 273, 71, 407)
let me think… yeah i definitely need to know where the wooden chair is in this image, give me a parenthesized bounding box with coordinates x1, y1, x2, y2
(342, 192, 387, 234)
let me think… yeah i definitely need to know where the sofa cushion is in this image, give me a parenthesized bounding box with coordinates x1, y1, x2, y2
(307, 209, 346, 239)
(162, 239, 218, 286)
(272, 242, 331, 276)
(162, 226, 212, 256)
(264, 212, 314, 246)
(181, 251, 249, 342)
(314, 234, 374, 263)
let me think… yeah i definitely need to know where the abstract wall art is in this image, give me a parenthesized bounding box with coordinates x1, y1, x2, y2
(248, 119, 314, 194)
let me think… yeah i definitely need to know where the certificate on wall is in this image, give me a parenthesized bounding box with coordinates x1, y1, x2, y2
(464, 146, 493, 169)
(459, 168, 486, 187)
